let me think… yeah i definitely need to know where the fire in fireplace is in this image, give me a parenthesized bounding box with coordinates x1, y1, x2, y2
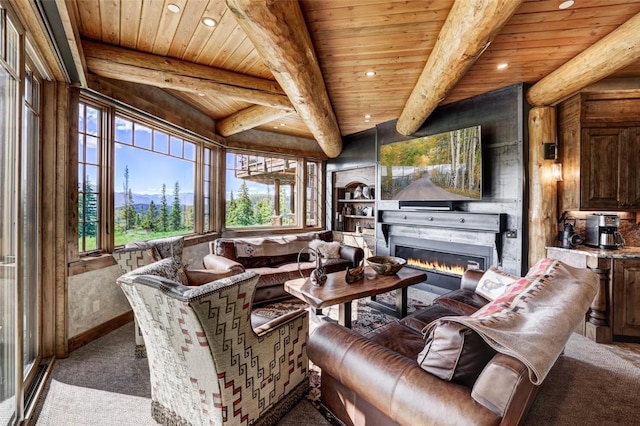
(391, 237, 493, 291)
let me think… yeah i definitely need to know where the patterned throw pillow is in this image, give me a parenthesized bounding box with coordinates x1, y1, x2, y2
(125, 257, 180, 283)
(474, 266, 519, 301)
(308, 240, 341, 260)
(112, 248, 156, 274)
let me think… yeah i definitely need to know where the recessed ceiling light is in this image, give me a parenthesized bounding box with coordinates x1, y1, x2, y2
(497, 63, 509, 70)
(279, 123, 285, 126)
(365, 71, 376, 77)
(167, 3, 181, 13)
(559, 0, 574, 9)
(202, 17, 217, 27)
(273, 126, 279, 129)
(365, 120, 371, 123)
(197, 93, 205, 97)
(364, 114, 372, 119)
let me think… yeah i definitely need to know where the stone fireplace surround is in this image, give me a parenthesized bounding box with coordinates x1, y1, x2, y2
(380, 210, 506, 291)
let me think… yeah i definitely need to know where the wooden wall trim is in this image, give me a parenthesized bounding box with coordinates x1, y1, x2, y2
(55, 83, 72, 357)
(67, 311, 133, 354)
(40, 81, 57, 357)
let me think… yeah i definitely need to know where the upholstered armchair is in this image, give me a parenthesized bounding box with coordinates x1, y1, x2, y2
(116, 267, 309, 425)
(112, 236, 234, 357)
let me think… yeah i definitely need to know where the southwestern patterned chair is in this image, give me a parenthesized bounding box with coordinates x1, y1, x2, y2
(113, 236, 235, 357)
(117, 266, 309, 425)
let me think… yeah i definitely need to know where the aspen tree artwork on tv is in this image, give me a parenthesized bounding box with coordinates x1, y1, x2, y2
(380, 126, 482, 201)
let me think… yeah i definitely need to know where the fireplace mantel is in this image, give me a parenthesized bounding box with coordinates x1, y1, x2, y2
(379, 210, 507, 270)
(380, 210, 506, 233)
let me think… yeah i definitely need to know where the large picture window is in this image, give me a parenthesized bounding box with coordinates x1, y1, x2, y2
(113, 115, 196, 245)
(225, 152, 322, 230)
(77, 96, 324, 254)
(77, 97, 214, 253)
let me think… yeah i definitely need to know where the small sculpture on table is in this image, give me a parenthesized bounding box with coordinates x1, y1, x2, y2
(345, 260, 364, 284)
(298, 247, 327, 286)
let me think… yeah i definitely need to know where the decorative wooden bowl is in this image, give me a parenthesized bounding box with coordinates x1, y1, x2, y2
(366, 256, 406, 275)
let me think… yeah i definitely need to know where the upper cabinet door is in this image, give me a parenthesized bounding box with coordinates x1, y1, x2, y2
(580, 127, 623, 209)
(623, 128, 640, 209)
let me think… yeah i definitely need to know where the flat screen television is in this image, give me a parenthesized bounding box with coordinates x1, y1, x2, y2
(379, 125, 482, 202)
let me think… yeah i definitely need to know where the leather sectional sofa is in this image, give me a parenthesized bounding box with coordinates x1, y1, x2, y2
(307, 260, 598, 426)
(203, 230, 364, 305)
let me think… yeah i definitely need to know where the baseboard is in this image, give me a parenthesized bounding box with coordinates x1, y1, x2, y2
(68, 311, 134, 353)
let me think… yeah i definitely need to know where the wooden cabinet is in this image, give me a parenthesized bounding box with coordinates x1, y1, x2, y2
(580, 127, 640, 209)
(332, 166, 376, 235)
(558, 93, 640, 211)
(613, 259, 640, 338)
(547, 246, 640, 342)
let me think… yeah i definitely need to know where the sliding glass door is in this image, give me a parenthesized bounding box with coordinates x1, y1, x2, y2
(0, 6, 21, 425)
(0, 5, 42, 425)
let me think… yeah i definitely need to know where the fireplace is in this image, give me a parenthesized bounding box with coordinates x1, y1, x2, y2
(391, 236, 493, 291)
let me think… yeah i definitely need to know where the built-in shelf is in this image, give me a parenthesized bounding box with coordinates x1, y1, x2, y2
(333, 166, 376, 234)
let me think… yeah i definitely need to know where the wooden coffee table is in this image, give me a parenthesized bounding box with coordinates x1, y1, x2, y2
(284, 266, 426, 328)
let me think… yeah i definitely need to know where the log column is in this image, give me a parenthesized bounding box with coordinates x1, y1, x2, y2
(528, 107, 558, 268)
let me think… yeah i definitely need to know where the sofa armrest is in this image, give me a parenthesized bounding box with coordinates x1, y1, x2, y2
(308, 323, 499, 425)
(253, 308, 308, 337)
(472, 353, 538, 424)
(338, 244, 364, 268)
(184, 268, 235, 286)
(460, 269, 485, 291)
(203, 254, 245, 275)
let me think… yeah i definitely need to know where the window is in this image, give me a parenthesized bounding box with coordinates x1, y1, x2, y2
(225, 152, 322, 229)
(77, 97, 214, 253)
(1, 7, 44, 424)
(113, 114, 196, 245)
(306, 161, 322, 227)
(203, 147, 211, 230)
(77, 102, 102, 252)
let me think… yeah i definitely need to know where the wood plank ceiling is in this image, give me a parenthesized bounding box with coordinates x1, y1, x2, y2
(65, 0, 640, 157)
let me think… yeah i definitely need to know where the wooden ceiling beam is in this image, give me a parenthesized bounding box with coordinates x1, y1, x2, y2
(396, 0, 523, 136)
(82, 40, 294, 111)
(527, 12, 640, 106)
(226, 0, 343, 158)
(217, 105, 293, 136)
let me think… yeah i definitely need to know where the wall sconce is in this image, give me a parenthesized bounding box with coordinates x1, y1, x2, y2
(543, 142, 557, 160)
(551, 162, 563, 181)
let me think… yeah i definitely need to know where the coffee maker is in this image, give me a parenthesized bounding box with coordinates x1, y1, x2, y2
(585, 214, 625, 249)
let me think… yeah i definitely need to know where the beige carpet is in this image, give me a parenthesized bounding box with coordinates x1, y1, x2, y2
(524, 333, 640, 425)
(30, 289, 640, 425)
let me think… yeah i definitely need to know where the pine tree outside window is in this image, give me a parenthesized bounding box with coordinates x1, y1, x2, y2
(113, 115, 196, 246)
(77, 96, 214, 253)
(225, 152, 322, 230)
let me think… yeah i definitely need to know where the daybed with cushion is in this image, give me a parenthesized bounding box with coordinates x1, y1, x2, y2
(203, 230, 364, 305)
(308, 258, 599, 426)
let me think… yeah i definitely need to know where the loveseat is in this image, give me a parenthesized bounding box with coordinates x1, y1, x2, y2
(308, 258, 599, 426)
(203, 230, 364, 305)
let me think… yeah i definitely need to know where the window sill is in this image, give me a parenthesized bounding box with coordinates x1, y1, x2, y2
(68, 254, 117, 276)
(69, 233, 223, 276)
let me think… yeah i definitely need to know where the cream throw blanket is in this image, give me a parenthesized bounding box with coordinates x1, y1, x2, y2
(427, 259, 598, 385)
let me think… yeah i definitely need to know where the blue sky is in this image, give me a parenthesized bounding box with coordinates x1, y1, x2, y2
(82, 106, 270, 196)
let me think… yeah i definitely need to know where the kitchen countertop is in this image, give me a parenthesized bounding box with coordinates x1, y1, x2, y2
(547, 245, 640, 259)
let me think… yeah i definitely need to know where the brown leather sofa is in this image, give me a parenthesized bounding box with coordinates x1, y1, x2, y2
(307, 270, 539, 426)
(203, 230, 364, 305)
